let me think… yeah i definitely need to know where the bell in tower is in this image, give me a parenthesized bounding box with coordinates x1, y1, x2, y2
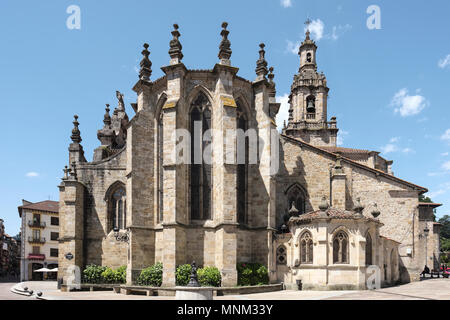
(283, 19, 338, 147)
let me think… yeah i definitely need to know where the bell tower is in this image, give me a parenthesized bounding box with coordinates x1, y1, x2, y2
(283, 20, 338, 147)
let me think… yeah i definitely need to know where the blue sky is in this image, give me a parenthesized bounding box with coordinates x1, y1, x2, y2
(0, 0, 449, 235)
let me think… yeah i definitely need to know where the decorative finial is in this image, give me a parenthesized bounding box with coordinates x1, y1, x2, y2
(353, 197, 365, 215)
(63, 166, 70, 180)
(69, 161, 77, 179)
(289, 201, 300, 217)
(255, 43, 268, 80)
(268, 66, 274, 82)
(319, 196, 329, 212)
(334, 155, 343, 174)
(103, 104, 111, 126)
(71, 115, 82, 143)
(139, 43, 152, 81)
(169, 23, 183, 65)
(218, 21, 232, 64)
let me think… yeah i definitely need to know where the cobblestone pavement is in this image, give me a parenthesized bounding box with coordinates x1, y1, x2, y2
(6, 278, 450, 300)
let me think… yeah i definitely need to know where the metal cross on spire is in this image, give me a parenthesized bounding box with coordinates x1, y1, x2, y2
(305, 18, 312, 30)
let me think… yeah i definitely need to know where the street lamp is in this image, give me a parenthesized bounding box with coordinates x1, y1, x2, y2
(424, 227, 430, 270)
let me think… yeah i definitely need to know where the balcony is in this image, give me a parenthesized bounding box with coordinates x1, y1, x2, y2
(28, 220, 46, 228)
(28, 237, 46, 244)
(306, 113, 316, 120)
(27, 254, 45, 260)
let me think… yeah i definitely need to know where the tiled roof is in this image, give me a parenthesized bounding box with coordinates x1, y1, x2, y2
(18, 200, 59, 217)
(281, 134, 428, 193)
(319, 146, 372, 155)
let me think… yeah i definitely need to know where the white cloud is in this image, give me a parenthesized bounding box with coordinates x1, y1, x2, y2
(389, 137, 400, 143)
(438, 54, 450, 69)
(428, 189, 446, 199)
(286, 40, 300, 55)
(337, 130, 349, 146)
(280, 0, 292, 8)
(441, 152, 449, 156)
(402, 148, 415, 154)
(390, 88, 428, 117)
(276, 93, 290, 131)
(330, 24, 352, 41)
(441, 129, 450, 141)
(442, 161, 450, 171)
(26, 172, 39, 178)
(304, 19, 324, 41)
(381, 144, 397, 154)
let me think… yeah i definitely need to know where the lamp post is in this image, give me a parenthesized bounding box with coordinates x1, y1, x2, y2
(424, 227, 430, 270)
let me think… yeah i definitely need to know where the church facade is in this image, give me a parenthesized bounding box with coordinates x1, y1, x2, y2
(58, 23, 441, 290)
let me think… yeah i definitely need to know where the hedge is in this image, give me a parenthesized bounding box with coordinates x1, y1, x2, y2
(237, 262, 269, 286)
(137, 262, 163, 287)
(82, 265, 126, 284)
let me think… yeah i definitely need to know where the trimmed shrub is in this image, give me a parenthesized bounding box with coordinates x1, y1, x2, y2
(197, 266, 221, 287)
(176, 264, 192, 286)
(101, 267, 116, 284)
(82, 264, 107, 284)
(82, 265, 126, 284)
(137, 262, 163, 287)
(115, 265, 127, 284)
(237, 262, 269, 286)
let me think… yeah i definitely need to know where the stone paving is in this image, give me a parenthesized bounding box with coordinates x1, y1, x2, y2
(5, 278, 450, 300)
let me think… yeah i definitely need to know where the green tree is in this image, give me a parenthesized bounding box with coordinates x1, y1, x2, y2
(438, 215, 450, 239)
(419, 194, 433, 203)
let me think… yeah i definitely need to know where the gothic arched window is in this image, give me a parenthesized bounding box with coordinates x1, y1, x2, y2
(300, 231, 313, 264)
(276, 245, 287, 265)
(333, 231, 349, 264)
(365, 232, 373, 266)
(236, 101, 248, 224)
(108, 185, 126, 231)
(287, 185, 306, 215)
(190, 92, 212, 220)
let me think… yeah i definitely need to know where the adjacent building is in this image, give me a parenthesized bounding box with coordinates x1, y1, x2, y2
(0, 219, 21, 279)
(18, 200, 59, 281)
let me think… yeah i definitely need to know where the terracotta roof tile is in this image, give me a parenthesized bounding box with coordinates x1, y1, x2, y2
(18, 200, 59, 215)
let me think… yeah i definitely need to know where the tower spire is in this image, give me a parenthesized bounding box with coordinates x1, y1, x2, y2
(169, 23, 183, 65)
(218, 22, 232, 65)
(70, 115, 82, 143)
(103, 104, 111, 127)
(139, 43, 152, 81)
(304, 18, 312, 40)
(255, 43, 268, 81)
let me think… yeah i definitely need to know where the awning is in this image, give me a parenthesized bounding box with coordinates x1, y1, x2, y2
(34, 268, 51, 272)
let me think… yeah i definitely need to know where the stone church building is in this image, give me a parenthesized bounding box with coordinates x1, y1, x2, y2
(58, 23, 441, 290)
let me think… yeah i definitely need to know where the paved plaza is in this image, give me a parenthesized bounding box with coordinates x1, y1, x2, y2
(2, 278, 449, 300)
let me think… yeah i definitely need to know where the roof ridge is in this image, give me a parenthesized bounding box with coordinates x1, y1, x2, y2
(281, 134, 427, 193)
